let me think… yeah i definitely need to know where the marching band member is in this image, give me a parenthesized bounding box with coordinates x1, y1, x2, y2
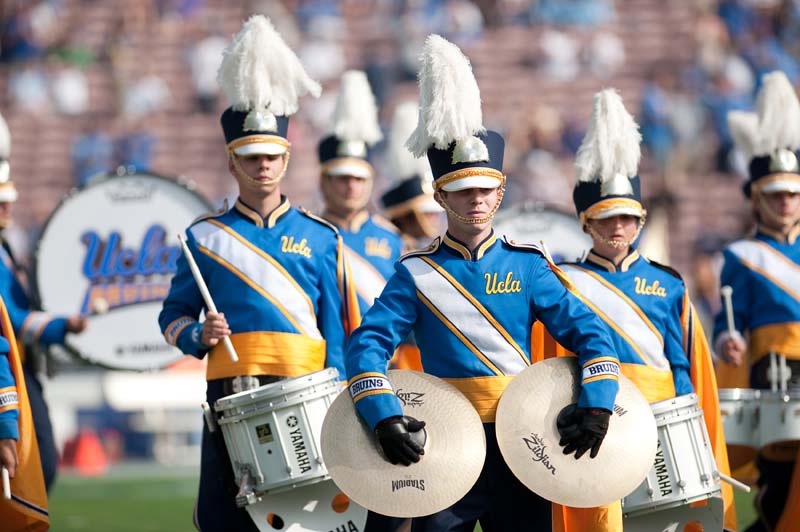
(344, 35, 621, 532)
(318, 70, 404, 317)
(0, 112, 88, 493)
(380, 101, 444, 252)
(713, 70, 800, 532)
(158, 16, 358, 532)
(549, 88, 735, 531)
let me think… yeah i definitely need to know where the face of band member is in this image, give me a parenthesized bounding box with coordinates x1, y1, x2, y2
(757, 190, 800, 229)
(0, 202, 12, 230)
(436, 187, 500, 233)
(229, 153, 287, 193)
(322, 173, 373, 216)
(393, 210, 444, 239)
(586, 214, 640, 252)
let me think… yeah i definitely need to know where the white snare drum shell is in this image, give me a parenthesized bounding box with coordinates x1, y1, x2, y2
(758, 390, 800, 452)
(623, 394, 721, 518)
(718, 388, 759, 448)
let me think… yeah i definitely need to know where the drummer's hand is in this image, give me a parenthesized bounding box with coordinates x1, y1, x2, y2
(0, 438, 18, 478)
(557, 405, 611, 460)
(201, 312, 231, 347)
(721, 337, 746, 367)
(66, 315, 88, 334)
(375, 416, 425, 466)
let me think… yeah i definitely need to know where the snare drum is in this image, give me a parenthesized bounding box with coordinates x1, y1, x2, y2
(719, 388, 759, 469)
(215, 368, 341, 499)
(623, 394, 721, 517)
(758, 390, 800, 456)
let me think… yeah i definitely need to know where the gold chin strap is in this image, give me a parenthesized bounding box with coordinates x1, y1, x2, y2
(438, 186, 506, 225)
(585, 211, 648, 249)
(755, 190, 800, 227)
(227, 149, 290, 187)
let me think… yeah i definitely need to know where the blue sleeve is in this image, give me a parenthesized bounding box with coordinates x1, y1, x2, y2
(668, 288, 694, 396)
(345, 263, 417, 429)
(0, 336, 18, 440)
(529, 257, 620, 412)
(712, 250, 750, 341)
(157, 231, 208, 359)
(318, 235, 348, 378)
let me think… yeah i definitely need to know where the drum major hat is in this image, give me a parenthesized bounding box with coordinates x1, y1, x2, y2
(728, 71, 800, 198)
(495, 357, 657, 508)
(0, 112, 17, 203)
(572, 89, 644, 224)
(218, 16, 320, 157)
(318, 70, 382, 179)
(320, 370, 486, 518)
(381, 101, 442, 217)
(406, 35, 505, 193)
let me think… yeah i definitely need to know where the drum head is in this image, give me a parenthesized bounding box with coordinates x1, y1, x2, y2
(496, 357, 657, 508)
(321, 370, 486, 518)
(34, 173, 212, 370)
(493, 203, 590, 263)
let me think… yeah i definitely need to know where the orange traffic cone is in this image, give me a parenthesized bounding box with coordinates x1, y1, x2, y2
(70, 429, 108, 476)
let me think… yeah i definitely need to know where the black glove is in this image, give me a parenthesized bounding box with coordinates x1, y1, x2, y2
(375, 416, 426, 466)
(556, 404, 611, 459)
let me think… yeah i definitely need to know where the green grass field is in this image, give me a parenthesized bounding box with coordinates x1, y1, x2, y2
(49, 469, 758, 531)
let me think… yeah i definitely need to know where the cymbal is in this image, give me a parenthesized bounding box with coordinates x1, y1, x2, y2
(320, 370, 486, 518)
(496, 357, 657, 508)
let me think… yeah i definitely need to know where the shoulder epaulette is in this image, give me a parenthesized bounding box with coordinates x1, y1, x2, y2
(400, 237, 441, 261)
(371, 214, 401, 235)
(190, 199, 229, 226)
(502, 236, 545, 256)
(646, 258, 683, 281)
(298, 207, 340, 235)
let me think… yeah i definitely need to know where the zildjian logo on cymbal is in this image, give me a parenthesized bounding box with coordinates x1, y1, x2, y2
(396, 390, 425, 407)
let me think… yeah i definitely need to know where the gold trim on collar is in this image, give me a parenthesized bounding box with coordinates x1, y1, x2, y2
(758, 223, 800, 245)
(620, 250, 640, 272)
(323, 210, 371, 233)
(475, 233, 497, 260)
(434, 168, 505, 191)
(267, 198, 291, 228)
(443, 234, 471, 260)
(234, 197, 291, 228)
(234, 199, 264, 228)
(227, 135, 290, 152)
(585, 249, 640, 272)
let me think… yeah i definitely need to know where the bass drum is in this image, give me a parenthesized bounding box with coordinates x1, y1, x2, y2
(493, 203, 591, 263)
(34, 172, 212, 370)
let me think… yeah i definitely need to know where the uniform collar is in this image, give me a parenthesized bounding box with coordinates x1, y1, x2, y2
(234, 196, 291, 228)
(442, 230, 497, 261)
(757, 223, 800, 245)
(322, 210, 370, 233)
(585, 249, 640, 272)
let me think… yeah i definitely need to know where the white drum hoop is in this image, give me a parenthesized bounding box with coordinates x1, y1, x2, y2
(757, 390, 800, 451)
(33, 171, 212, 370)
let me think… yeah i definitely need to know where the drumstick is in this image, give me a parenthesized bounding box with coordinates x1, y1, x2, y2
(719, 472, 751, 493)
(720, 285, 736, 335)
(177, 234, 238, 363)
(2, 466, 10, 500)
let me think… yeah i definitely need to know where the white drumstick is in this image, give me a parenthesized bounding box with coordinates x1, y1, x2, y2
(177, 234, 238, 363)
(719, 471, 751, 493)
(2, 466, 10, 500)
(720, 285, 736, 335)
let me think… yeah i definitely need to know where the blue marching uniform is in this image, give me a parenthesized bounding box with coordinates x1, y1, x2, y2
(0, 334, 18, 441)
(0, 238, 63, 491)
(159, 197, 358, 532)
(560, 249, 693, 403)
(327, 212, 403, 316)
(346, 232, 620, 531)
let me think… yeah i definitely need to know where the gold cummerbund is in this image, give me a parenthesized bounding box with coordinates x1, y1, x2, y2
(442, 375, 515, 423)
(750, 322, 800, 363)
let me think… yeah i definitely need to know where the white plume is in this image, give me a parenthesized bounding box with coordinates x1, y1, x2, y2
(727, 110, 759, 160)
(217, 15, 321, 116)
(406, 34, 485, 157)
(388, 101, 431, 181)
(755, 71, 800, 154)
(575, 88, 641, 182)
(331, 70, 383, 145)
(0, 112, 9, 159)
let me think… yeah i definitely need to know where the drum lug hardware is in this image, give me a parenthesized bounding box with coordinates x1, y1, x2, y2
(678, 480, 687, 489)
(201, 402, 218, 433)
(235, 464, 258, 507)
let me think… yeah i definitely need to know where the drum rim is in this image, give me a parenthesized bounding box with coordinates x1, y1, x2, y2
(719, 388, 760, 400)
(758, 389, 800, 400)
(214, 368, 341, 409)
(650, 392, 699, 414)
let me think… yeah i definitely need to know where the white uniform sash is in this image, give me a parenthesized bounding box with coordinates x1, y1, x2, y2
(403, 256, 528, 376)
(560, 264, 669, 370)
(729, 240, 800, 303)
(190, 221, 322, 339)
(344, 246, 387, 306)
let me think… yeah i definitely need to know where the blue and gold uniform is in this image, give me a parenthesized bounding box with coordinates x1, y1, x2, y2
(159, 197, 357, 380)
(325, 212, 403, 316)
(0, 333, 17, 441)
(560, 250, 692, 403)
(346, 233, 620, 429)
